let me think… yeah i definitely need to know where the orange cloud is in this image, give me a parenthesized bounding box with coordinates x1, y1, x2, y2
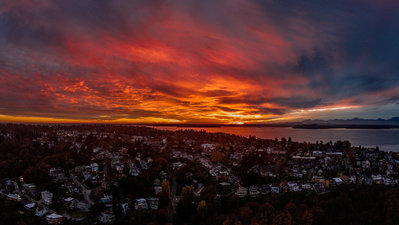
(1, 0, 398, 124)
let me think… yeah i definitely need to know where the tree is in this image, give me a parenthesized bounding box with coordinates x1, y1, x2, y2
(159, 180, 170, 208)
(234, 220, 243, 225)
(223, 217, 233, 225)
(177, 186, 195, 223)
(197, 200, 208, 219)
(162, 179, 170, 197)
(272, 211, 292, 225)
(281, 137, 287, 145)
(211, 151, 224, 162)
(180, 186, 194, 205)
(239, 206, 253, 224)
(311, 206, 324, 225)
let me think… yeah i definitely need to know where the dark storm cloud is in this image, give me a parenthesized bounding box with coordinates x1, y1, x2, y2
(269, 97, 322, 109)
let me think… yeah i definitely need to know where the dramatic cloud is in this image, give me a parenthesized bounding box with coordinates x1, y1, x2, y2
(0, 0, 398, 123)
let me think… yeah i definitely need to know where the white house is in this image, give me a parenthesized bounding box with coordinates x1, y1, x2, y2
(235, 187, 248, 197)
(41, 191, 53, 205)
(135, 198, 148, 210)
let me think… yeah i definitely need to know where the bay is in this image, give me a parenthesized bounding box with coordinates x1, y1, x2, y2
(150, 126, 399, 152)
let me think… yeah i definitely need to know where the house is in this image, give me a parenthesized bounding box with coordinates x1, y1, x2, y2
(91, 163, 99, 172)
(132, 136, 146, 141)
(25, 202, 36, 210)
(116, 164, 124, 173)
(349, 176, 357, 184)
(64, 197, 77, 209)
(82, 171, 92, 181)
(139, 160, 149, 170)
(35, 205, 47, 217)
(41, 191, 53, 205)
(77, 201, 91, 212)
(135, 198, 148, 210)
(301, 183, 312, 191)
(260, 184, 270, 195)
(147, 197, 159, 210)
(7, 193, 22, 202)
(91, 175, 100, 184)
(22, 183, 36, 194)
(372, 174, 383, 184)
(100, 195, 113, 203)
(201, 143, 214, 149)
(364, 176, 373, 185)
(121, 203, 130, 215)
(312, 151, 323, 157)
(93, 147, 102, 153)
(160, 171, 167, 179)
(235, 187, 248, 197)
(313, 183, 326, 193)
(271, 149, 287, 155)
(154, 186, 162, 195)
(269, 184, 280, 194)
(287, 182, 301, 192)
(384, 178, 393, 186)
(249, 186, 260, 197)
(209, 169, 217, 177)
(129, 162, 140, 176)
(49, 167, 64, 178)
(326, 152, 343, 157)
(153, 178, 161, 186)
(98, 211, 116, 223)
(332, 177, 343, 185)
(362, 160, 371, 169)
(173, 161, 184, 170)
(46, 213, 64, 224)
(292, 156, 316, 160)
(218, 182, 232, 195)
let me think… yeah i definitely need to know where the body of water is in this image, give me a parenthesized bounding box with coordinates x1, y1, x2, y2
(151, 126, 399, 152)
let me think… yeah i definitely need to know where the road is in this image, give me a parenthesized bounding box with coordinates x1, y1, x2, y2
(167, 174, 177, 222)
(69, 171, 95, 205)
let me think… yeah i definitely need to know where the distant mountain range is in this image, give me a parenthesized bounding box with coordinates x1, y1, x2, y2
(299, 117, 399, 125)
(292, 117, 399, 129)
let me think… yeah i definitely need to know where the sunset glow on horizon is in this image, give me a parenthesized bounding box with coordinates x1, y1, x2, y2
(1, 0, 399, 124)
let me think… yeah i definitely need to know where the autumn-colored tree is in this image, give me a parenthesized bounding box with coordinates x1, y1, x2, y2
(272, 211, 292, 225)
(293, 204, 310, 224)
(197, 200, 208, 219)
(161, 179, 170, 197)
(383, 190, 399, 225)
(180, 185, 194, 204)
(17, 220, 28, 225)
(262, 203, 275, 224)
(284, 202, 296, 215)
(211, 151, 224, 162)
(310, 206, 324, 224)
(177, 186, 195, 223)
(223, 217, 233, 225)
(239, 206, 253, 224)
(234, 220, 243, 225)
(159, 179, 171, 208)
(155, 157, 169, 171)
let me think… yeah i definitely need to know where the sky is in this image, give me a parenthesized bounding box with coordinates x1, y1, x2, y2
(0, 0, 399, 124)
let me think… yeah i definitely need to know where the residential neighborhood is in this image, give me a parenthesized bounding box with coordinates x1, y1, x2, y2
(1, 124, 399, 224)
